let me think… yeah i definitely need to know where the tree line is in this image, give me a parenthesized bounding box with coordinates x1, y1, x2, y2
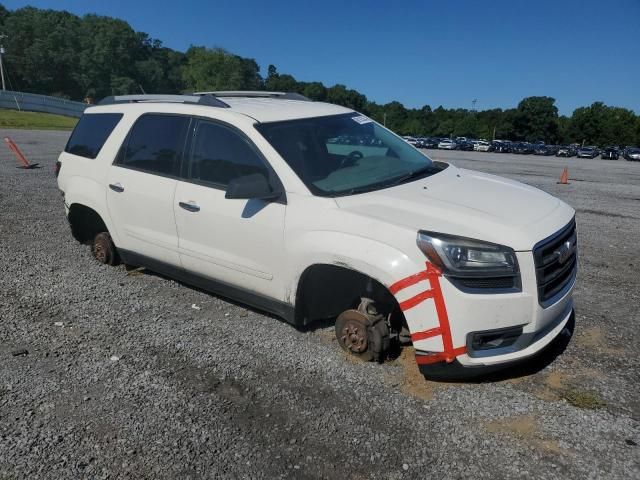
(1, 5, 638, 146)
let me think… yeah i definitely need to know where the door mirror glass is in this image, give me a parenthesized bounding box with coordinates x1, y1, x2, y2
(225, 173, 282, 200)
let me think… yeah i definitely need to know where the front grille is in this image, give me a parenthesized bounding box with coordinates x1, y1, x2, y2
(533, 219, 577, 305)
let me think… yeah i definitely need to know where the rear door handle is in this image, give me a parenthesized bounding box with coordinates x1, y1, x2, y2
(109, 183, 124, 193)
(179, 201, 200, 212)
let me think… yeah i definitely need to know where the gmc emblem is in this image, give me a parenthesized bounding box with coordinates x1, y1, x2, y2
(554, 239, 574, 264)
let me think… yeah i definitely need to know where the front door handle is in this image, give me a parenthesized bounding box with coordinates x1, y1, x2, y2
(179, 201, 200, 212)
(109, 183, 124, 193)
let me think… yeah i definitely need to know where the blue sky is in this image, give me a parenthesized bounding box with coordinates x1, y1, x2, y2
(3, 0, 639, 114)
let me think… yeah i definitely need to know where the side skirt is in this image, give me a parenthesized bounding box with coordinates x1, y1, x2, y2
(118, 249, 297, 326)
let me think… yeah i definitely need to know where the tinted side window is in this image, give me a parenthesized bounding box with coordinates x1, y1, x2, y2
(120, 114, 190, 176)
(189, 121, 269, 186)
(65, 113, 123, 159)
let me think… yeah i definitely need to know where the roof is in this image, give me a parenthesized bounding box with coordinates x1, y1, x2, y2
(218, 97, 353, 123)
(95, 92, 354, 123)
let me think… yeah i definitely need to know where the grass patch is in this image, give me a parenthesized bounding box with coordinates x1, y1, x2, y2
(0, 108, 77, 130)
(563, 389, 606, 410)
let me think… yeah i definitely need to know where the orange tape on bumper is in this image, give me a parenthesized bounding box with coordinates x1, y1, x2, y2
(415, 346, 467, 365)
(392, 263, 466, 364)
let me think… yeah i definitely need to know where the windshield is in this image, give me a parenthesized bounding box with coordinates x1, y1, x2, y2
(256, 113, 442, 196)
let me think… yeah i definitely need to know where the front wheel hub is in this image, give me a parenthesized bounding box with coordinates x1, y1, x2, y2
(335, 310, 374, 361)
(341, 320, 368, 353)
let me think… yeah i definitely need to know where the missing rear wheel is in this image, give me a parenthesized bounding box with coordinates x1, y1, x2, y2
(92, 232, 119, 266)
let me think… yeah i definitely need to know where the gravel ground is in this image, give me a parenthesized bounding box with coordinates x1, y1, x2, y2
(0, 129, 638, 479)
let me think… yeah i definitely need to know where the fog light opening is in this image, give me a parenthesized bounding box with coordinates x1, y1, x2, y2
(470, 326, 523, 352)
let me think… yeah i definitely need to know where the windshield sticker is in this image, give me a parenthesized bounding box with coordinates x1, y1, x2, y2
(351, 115, 373, 125)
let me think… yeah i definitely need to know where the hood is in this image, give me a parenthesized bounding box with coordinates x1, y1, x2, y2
(334, 164, 575, 251)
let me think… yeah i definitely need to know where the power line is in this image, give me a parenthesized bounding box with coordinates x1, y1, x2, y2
(0, 34, 7, 90)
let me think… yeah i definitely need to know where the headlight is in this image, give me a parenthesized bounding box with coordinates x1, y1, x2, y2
(416, 231, 519, 277)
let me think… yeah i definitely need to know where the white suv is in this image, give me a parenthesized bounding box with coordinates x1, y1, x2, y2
(57, 92, 577, 379)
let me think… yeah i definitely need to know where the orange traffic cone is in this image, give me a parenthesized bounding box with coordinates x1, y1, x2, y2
(558, 167, 569, 185)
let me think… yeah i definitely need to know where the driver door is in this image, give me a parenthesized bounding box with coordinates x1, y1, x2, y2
(174, 118, 286, 300)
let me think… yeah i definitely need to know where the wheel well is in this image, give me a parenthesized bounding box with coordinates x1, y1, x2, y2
(68, 204, 108, 244)
(294, 264, 403, 328)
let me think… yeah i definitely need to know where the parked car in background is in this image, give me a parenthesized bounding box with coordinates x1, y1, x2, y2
(533, 144, 547, 155)
(535, 145, 557, 156)
(456, 140, 474, 151)
(556, 146, 575, 157)
(438, 139, 457, 150)
(491, 141, 512, 153)
(421, 137, 439, 149)
(600, 147, 619, 160)
(624, 148, 640, 161)
(577, 147, 598, 159)
(512, 142, 534, 155)
(474, 141, 491, 152)
(403, 136, 419, 147)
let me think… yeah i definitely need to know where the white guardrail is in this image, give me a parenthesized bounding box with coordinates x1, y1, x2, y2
(0, 90, 87, 118)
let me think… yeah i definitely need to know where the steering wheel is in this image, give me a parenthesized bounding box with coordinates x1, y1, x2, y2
(340, 150, 364, 169)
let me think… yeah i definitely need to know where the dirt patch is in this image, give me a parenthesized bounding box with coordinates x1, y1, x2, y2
(386, 346, 453, 401)
(575, 326, 625, 356)
(523, 369, 607, 409)
(484, 415, 567, 455)
(485, 414, 537, 436)
(531, 371, 567, 401)
(340, 349, 367, 365)
(505, 364, 609, 410)
(315, 327, 337, 344)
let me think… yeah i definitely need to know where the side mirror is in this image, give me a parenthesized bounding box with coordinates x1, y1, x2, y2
(225, 173, 283, 201)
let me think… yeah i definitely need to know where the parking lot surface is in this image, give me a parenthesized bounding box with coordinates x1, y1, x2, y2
(0, 129, 638, 479)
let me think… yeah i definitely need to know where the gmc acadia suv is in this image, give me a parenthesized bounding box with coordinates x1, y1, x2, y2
(56, 92, 577, 379)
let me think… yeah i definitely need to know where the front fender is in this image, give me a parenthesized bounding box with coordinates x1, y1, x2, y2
(286, 230, 450, 354)
(285, 230, 420, 303)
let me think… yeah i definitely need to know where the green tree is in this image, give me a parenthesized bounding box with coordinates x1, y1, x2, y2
(513, 96, 559, 142)
(326, 84, 367, 111)
(0, 4, 638, 147)
(568, 102, 637, 146)
(2, 7, 83, 97)
(181, 46, 262, 92)
(264, 72, 299, 92)
(302, 82, 327, 101)
(379, 101, 408, 133)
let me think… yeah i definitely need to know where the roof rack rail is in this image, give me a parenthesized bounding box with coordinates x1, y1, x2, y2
(98, 94, 230, 108)
(193, 91, 312, 102)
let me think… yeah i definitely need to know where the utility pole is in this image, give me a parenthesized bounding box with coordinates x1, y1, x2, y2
(383, 112, 387, 127)
(0, 34, 7, 91)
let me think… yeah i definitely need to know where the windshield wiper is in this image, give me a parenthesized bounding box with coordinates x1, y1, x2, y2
(334, 184, 384, 196)
(384, 166, 436, 187)
(326, 166, 438, 197)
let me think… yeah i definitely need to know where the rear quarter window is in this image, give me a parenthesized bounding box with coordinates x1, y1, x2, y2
(117, 114, 190, 177)
(64, 113, 123, 159)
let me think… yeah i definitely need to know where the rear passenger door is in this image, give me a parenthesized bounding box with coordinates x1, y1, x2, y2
(174, 118, 286, 300)
(106, 114, 190, 266)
